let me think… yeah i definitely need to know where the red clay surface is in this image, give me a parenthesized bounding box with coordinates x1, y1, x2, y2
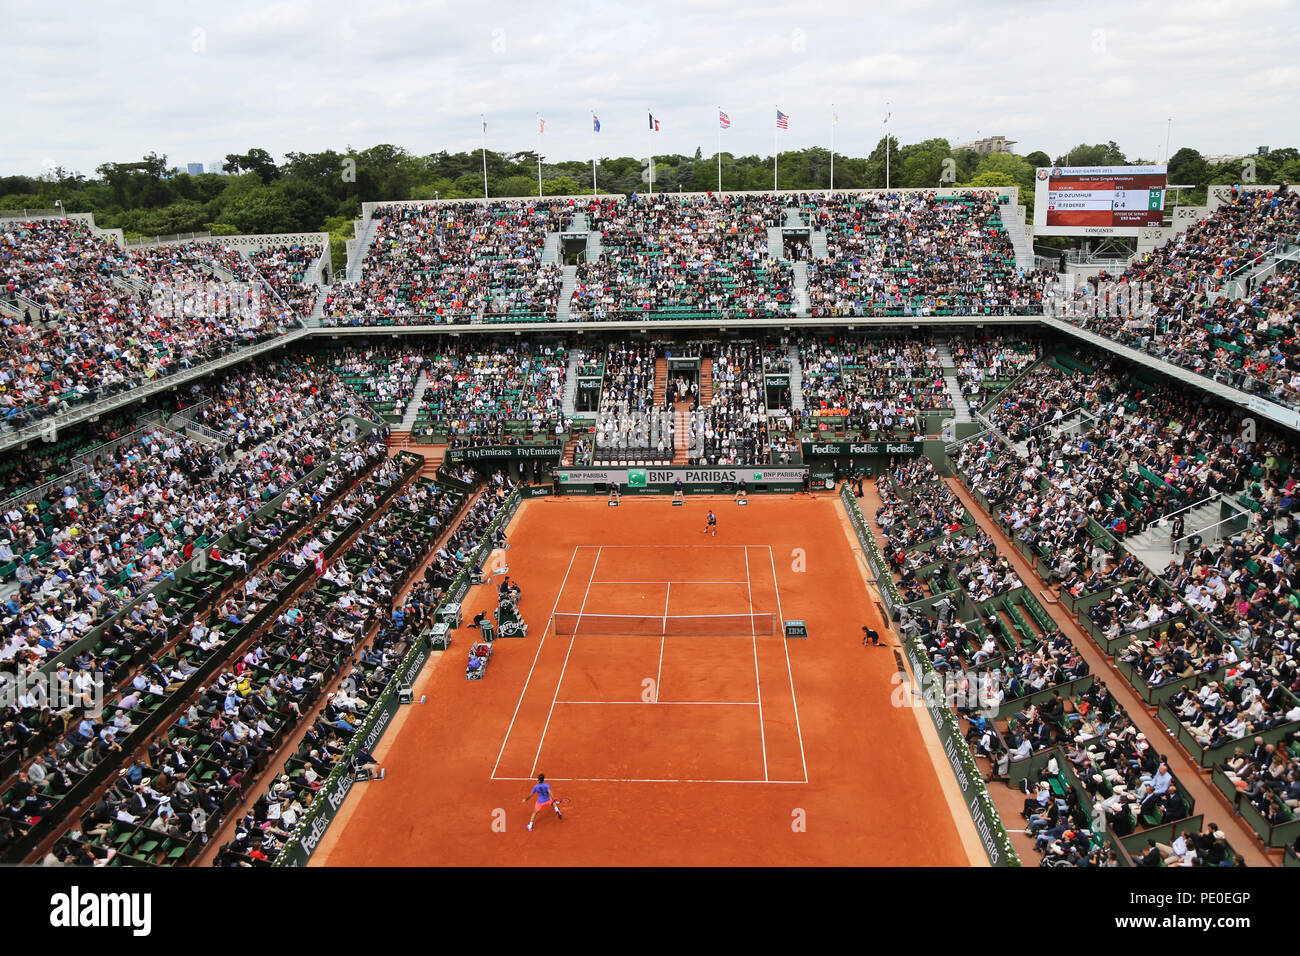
(316, 495, 968, 866)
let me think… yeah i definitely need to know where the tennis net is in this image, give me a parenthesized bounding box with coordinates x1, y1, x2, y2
(552, 611, 776, 637)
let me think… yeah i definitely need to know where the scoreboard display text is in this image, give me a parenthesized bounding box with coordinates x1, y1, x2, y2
(1033, 165, 1166, 236)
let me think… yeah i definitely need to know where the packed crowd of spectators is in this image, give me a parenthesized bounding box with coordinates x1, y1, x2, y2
(568, 195, 793, 320)
(323, 202, 565, 324)
(246, 243, 324, 319)
(806, 191, 1048, 317)
(948, 333, 1040, 409)
(798, 336, 946, 439)
(1056, 185, 1300, 408)
(593, 344, 671, 462)
(414, 343, 570, 446)
(0, 221, 321, 428)
(687, 343, 768, 466)
(953, 346, 1300, 853)
(3, 424, 395, 862)
(208, 468, 474, 865)
(329, 346, 427, 423)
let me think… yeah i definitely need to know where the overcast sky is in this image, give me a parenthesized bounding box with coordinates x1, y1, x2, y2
(5, 0, 1297, 177)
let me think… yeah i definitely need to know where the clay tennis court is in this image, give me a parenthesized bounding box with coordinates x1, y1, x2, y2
(314, 494, 981, 866)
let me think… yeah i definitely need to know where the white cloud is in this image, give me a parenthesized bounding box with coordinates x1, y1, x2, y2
(2, 0, 1296, 177)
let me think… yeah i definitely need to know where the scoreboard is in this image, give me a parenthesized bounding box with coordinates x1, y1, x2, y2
(1033, 165, 1167, 236)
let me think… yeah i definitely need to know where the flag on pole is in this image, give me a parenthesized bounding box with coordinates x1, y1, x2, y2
(649, 112, 660, 131)
(776, 110, 789, 130)
(719, 110, 731, 129)
(538, 116, 545, 134)
(883, 111, 891, 124)
(592, 114, 601, 132)
(482, 116, 487, 134)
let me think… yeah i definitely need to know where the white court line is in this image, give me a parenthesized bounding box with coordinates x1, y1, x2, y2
(768, 544, 809, 784)
(573, 544, 758, 548)
(529, 546, 602, 776)
(555, 700, 760, 705)
(589, 580, 748, 585)
(490, 546, 579, 780)
(745, 545, 768, 782)
(491, 775, 807, 784)
(655, 582, 670, 702)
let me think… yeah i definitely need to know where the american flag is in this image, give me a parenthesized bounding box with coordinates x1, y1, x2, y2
(776, 110, 789, 130)
(719, 110, 731, 129)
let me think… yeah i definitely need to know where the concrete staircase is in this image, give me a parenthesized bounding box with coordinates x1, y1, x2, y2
(810, 229, 828, 259)
(541, 232, 560, 265)
(398, 371, 430, 431)
(653, 357, 668, 406)
(347, 215, 379, 282)
(792, 261, 810, 316)
(782, 207, 804, 228)
(999, 204, 1034, 272)
(1122, 496, 1233, 575)
(934, 340, 972, 424)
(556, 264, 578, 321)
(788, 345, 805, 411)
(766, 226, 784, 260)
(1215, 244, 1300, 302)
(672, 406, 691, 465)
(561, 351, 582, 416)
(585, 230, 603, 262)
(699, 357, 713, 406)
(305, 287, 329, 327)
(558, 436, 577, 466)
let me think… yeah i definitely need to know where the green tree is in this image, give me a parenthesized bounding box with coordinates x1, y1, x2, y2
(223, 148, 279, 185)
(1053, 141, 1127, 167)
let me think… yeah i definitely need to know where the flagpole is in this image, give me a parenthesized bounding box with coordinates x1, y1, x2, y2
(773, 105, 778, 191)
(884, 102, 890, 191)
(536, 113, 542, 198)
(591, 110, 597, 197)
(717, 107, 722, 193)
(648, 108, 654, 196)
(480, 113, 489, 199)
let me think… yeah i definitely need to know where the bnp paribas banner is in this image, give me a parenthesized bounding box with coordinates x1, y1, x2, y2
(801, 441, 924, 457)
(557, 465, 807, 491)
